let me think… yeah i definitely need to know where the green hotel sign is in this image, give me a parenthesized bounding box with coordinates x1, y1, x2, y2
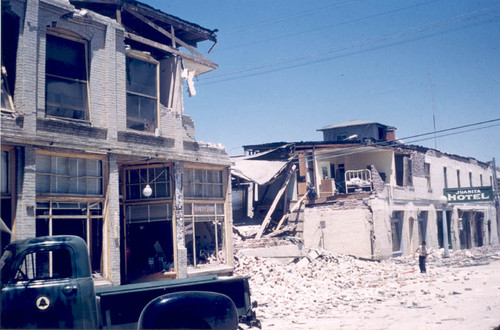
(443, 186, 494, 203)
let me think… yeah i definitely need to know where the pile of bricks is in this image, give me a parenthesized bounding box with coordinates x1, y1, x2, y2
(234, 244, 500, 324)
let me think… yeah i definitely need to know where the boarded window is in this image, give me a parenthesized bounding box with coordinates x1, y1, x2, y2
(45, 33, 88, 120)
(126, 56, 158, 132)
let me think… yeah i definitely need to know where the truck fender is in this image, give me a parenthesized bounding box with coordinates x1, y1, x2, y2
(137, 291, 238, 329)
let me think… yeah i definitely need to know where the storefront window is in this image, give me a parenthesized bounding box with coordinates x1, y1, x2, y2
(123, 165, 174, 282)
(35, 202, 103, 275)
(184, 202, 226, 267)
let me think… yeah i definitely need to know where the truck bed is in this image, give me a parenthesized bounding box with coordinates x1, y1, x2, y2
(96, 275, 255, 328)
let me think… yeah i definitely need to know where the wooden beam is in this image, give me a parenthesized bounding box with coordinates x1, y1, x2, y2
(274, 193, 308, 232)
(122, 4, 215, 66)
(255, 165, 296, 239)
(124, 32, 217, 69)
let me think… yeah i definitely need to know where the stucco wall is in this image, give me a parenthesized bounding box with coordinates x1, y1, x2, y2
(303, 203, 373, 258)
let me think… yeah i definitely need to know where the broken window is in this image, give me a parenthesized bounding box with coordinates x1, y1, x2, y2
(184, 202, 226, 267)
(1, 9, 19, 112)
(183, 167, 227, 268)
(122, 165, 174, 281)
(45, 32, 89, 121)
(1, 66, 14, 111)
(125, 166, 171, 200)
(36, 202, 103, 275)
(184, 168, 224, 198)
(395, 155, 412, 187)
(126, 55, 158, 132)
(36, 154, 103, 195)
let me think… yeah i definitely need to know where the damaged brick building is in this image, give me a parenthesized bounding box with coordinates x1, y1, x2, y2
(1, 0, 234, 285)
(233, 120, 500, 259)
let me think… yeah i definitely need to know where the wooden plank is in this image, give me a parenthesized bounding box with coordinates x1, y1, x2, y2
(255, 165, 296, 239)
(274, 193, 308, 232)
(123, 5, 214, 64)
(124, 32, 217, 69)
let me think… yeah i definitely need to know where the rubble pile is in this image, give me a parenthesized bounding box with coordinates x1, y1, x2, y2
(234, 245, 500, 323)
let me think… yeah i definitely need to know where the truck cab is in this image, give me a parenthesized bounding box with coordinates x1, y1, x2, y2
(0, 236, 98, 328)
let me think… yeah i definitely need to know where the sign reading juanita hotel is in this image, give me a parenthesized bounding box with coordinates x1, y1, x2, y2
(443, 186, 494, 203)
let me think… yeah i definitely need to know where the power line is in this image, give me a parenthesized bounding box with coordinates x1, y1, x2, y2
(276, 118, 500, 164)
(218, 0, 441, 52)
(225, 0, 361, 34)
(201, 5, 500, 85)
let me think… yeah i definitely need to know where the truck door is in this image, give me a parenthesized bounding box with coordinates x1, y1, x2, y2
(1, 245, 85, 328)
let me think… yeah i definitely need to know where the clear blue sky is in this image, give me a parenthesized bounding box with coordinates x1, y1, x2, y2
(144, 0, 500, 163)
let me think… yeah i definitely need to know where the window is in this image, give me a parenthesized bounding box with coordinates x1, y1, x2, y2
(424, 163, 431, 190)
(126, 56, 158, 132)
(36, 154, 103, 196)
(1, 149, 13, 251)
(469, 172, 473, 187)
(1, 10, 19, 112)
(480, 174, 483, 186)
(457, 169, 461, 188)
(45, 32, 89, 121)
(443, 167, 448, 188)
(395, 155, 412, 187)
(1, 66, 14, 111)
(124, 166, 171, 201)
(391, 211, 403, 256)
(14, 248, 73, 282)
(184, 168, 224, 199)
(184, 202, 226, 267)
(36, 202, 103, 274)
(336, 135, 347, 141)
(417, 211, 428, 244)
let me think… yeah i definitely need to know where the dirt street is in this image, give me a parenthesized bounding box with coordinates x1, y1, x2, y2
(236, 245, 500, 330)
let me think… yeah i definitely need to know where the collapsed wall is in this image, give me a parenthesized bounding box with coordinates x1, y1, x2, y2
(303, 199, 374, 259)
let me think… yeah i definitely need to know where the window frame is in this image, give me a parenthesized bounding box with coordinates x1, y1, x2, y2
(123, 165, 172, 202)
(35, 200, 104, 275)
(45, 29, 90, 122)
(125, 52, 159, 133)
(35, 151, 105, 197)
(183, 202, 226, 267)
(183, 167, 225, 200)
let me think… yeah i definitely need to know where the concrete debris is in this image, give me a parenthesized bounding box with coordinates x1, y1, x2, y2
(233, 244, 500, 324)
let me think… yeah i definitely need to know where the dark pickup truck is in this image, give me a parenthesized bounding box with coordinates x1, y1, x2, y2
(0, 235, 258, 329)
